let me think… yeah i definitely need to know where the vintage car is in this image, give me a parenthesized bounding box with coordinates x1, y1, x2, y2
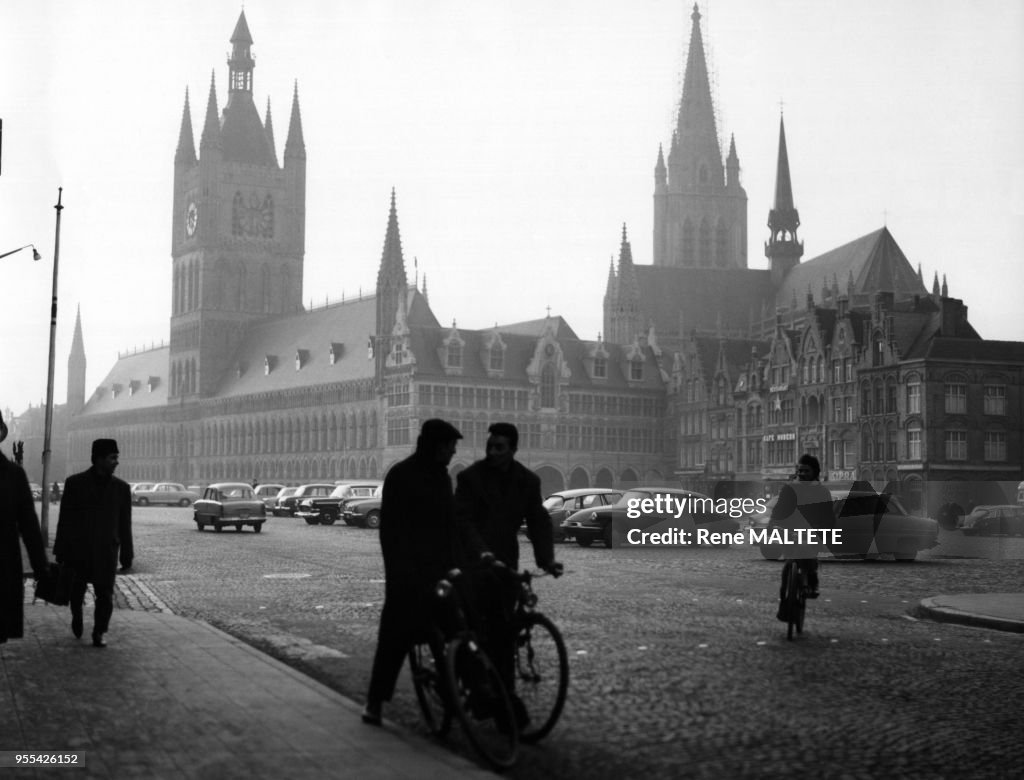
(295, 481, 383, 525)
(961, 505, 1024, 537)
(193, 482, 266, 532)
(545, 488, 622, 541)
(254, 483, 286, 509)
(342, 495, 383, 529)
(757, 487, 940, 561)
(562, 487, 740, 548)
(133, 482, 200, 507)
(268, 487, 298, 516)
(275, 483, 335, 517)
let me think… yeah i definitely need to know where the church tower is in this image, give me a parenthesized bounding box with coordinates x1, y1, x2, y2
(604, 225, 642, 344)
(653, 4, 747, 269)
(765, 114, 803, 285)
(374, 190, 408, 386)
(169, 10, 306, 399)
(66, 305, 86, 413)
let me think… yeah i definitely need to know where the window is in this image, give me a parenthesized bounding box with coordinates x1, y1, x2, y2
(907, 382, 921, 415)
(944, 430, 967, 461)
(907, 426, 922, 460)
(843, 440, 854, 470)
(630, 360, 643, 381)
(984, 385, 1006, 415)
(944, 382, 966, 414)
(832, 397, 842, 423)
(984, 432, 1006, 461)
(861, 386, 871, 415)
(446, 341, 462, 368)
(831, 439, 842, 470)
(540, 364, 557, 408)
(886, 382, 897, 413)
(832, 361, 842, 383)
(489, 344, 504, 372)
(846, 401, 854, 423)
(844, 359, 853, 383)
(781, 399, 794, 424)
(386, 418, 410, 446)
(593, 356, 607, 379)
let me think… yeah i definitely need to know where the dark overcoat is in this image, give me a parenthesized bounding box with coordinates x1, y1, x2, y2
(0, 452, 48, 641)
(455, 459, 555, 571)
(53, 467, 133, 592)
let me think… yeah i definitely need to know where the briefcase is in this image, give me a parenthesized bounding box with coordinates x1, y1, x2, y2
(34, 563, 75, 606)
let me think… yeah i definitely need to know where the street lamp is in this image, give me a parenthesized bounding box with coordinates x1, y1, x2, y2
(39, 188, 64, 545)
(0, 244, 41, 261)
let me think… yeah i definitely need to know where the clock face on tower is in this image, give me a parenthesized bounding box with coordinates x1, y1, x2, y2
(185, 201, 198, 237)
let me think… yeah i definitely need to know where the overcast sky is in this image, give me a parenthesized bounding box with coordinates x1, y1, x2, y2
(2, 0, 1022, 416)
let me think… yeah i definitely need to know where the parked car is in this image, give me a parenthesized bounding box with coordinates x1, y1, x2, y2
(961, 505, 1024, 537)
(296, 481, 383, 525)
(275, 483, 335, 517)
(268, 486, 298, 516)
(133, 482, 200, 507)
(254, 483, 286, 509)
(544, 488, 622, 541)
(562, 487, 739, 548)
(757, 488, 940, 561)
(342, 495, 383, 529)
(193, 483, 266, 533)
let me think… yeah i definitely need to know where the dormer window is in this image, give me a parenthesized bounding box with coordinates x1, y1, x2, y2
(630, 360, 643, 382)
(264, 355, 276, 375)
(593, 356, 607, 379)
(111, 383, 122, 398)
(295, 349, 309, 371)
(392, 341, 405, 364)
(489, 344, 504, 372)
(147, 376, 159, 393)
(447, 341, 462, 369)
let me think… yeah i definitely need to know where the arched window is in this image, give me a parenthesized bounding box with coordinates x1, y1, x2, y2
(540, 364, 557, 408)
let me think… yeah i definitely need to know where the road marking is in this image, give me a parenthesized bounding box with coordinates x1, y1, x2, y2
(263, 573, 311, 579)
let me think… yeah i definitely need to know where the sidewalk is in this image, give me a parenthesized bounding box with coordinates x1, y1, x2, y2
(917, 593, 1024, 633)
(0, 600, 494, 779)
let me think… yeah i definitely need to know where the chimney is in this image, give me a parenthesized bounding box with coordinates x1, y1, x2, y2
(940, 297, 967, 336)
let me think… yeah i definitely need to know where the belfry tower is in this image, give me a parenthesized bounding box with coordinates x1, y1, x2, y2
(653, 4, 747, 269)
(169, 10, 306, 399)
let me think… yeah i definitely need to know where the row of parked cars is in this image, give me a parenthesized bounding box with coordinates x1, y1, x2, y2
(259, 481, 384, 528)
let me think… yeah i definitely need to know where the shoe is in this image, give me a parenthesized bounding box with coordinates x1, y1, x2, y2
(807, 590, 820, 599)
(361, 704, 382, 726)
(71, 613, 83, 639)
(91, 632, 107, 648)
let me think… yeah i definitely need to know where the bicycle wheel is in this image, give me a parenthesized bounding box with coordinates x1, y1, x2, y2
(445, 634, 519, 770)
(784, 562, 800, 641)
(514, 612, 569, 743)
(408, 633, 452, 737)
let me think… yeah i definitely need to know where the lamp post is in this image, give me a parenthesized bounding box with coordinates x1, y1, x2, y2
(39, 188, 64, 546)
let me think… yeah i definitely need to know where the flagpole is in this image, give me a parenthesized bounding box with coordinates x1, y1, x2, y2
(39, 187, 63, 546)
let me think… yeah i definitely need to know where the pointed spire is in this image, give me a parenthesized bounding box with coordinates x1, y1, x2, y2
(847, 269, 855, 296)
(769, 115, 798, 225)
(175, 87, 197, 165)
(264, 97, 278, 167)
(676, 3, 719, 153)
(231, 9, 253, 45)
(917, 262, 923, 285)
(422, 273, 428, 303)
(941, 274, 948, 297)
(655, 144, 666, 183)
(228, 10, 255, 95)
(70, 304, 85, 356)
(284, 81, 305, 160)
(199, 70, 221, 151)
(932, 271, 940, 296)
(377, 188, 407, 289)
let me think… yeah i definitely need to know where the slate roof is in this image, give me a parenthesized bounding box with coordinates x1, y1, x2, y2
(492, 317, 580, 340)
(79, 347, 170, 416)
(221, 95, 277, 167)
(914, 338, 1024, 364)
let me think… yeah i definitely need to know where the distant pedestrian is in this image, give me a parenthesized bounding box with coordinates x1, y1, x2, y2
(363, 419, 466, 726)
(54, 439, 133, 648)
(0, 411, 50, 643)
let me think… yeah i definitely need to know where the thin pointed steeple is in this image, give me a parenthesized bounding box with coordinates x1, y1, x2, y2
(199, 70, 221, 151)
(932, 271, 940, 296)
(284, 81, 305, 160)
(766, 113, 802, 284)
(771, 115, 797, 218)
(228, 10, 255, 95)
(917, 263, 924, 285)
(264, 97, 278, 167)
(66, 304, 87, 413)
(941, 274, 948, 297)
(175, 88, 197, 165)
(655, 144, 666, 187)
(676, 4, 719, 151)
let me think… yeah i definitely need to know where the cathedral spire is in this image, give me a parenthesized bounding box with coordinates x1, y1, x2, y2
(199, 71, 221, 151)
(676, 3, 719, 151)
(175, 88, 196, 165)
(66, 304, 87, 413)
(284, 81, 305, 160)
(264, 97, 278, 167)
(766, 113, 803, 285)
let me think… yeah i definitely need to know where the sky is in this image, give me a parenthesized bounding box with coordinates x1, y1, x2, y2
(1, 0, 1022, 416)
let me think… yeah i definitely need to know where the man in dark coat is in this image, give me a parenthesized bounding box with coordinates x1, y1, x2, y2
(362, 419, 465, 726)
(0, 411, 49, 643)
(455, 422, 562, 722)
(54, 438, 133, 648)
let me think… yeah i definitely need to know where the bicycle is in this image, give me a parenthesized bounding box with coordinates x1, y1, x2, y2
(408, 567, 519, 770)
(509, 570, 569, 743)
(779, 559, 809, 640)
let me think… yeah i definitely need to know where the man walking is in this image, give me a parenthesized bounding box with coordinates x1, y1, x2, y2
(54, 439, 133, 647)
(363, 419, 465, 726)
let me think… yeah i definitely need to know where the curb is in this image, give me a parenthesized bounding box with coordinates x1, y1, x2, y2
(916, 598, 1024, 634)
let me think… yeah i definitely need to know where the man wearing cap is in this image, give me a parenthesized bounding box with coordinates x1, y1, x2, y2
(54, 438, 133, 648)
(362, 418, 465, 726)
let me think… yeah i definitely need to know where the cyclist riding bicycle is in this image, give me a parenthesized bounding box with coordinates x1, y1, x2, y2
(770, 453, 832, 618)
(455, 423, 563, 727)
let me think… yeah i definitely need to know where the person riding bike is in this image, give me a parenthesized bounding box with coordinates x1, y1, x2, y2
(770, 453, 832, 617)
(455, 422, 563, 726)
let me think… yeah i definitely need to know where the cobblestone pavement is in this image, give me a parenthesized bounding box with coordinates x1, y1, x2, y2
(116, 509, 1024, 778)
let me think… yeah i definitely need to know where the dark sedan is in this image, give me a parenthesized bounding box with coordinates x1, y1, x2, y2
(544, 488, 622, 541)
(342, 496, 382, 529)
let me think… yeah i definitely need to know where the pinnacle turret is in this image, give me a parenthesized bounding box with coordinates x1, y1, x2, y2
(199, 71, 221, 151)
(175, 88, 196, 165)
(264, 98, 278, 167)
(284, 81, 305, 160)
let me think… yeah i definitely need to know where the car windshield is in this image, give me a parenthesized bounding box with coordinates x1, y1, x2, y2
(543, 496, 564, 511)
(278, 488, 296, 498)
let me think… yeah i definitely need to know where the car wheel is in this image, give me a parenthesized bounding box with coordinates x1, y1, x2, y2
(603, 525, 613, 548)
(254, 523, 263, 534)
(214, 525, 222, 533)
(576, 538, 593, 548)
(365, 510, 381, 530)
(179, 498, 191, 507)
(195, 522, 204, 532)
(320, 517, 336, 526)
(304, 517, 319, 525)
(138, 497, 149, 506)
(235, 524, 243, 532)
